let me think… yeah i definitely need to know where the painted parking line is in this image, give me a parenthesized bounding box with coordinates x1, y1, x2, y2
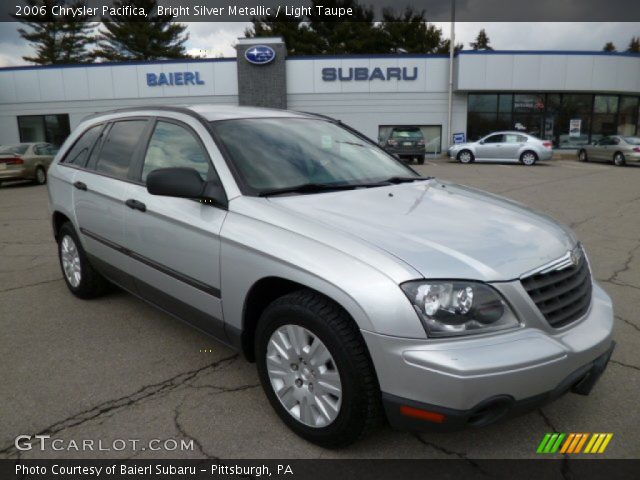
(555, 162, 610, 170)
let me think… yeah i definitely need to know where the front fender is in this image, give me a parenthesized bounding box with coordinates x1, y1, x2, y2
(219, 208, 427, 340)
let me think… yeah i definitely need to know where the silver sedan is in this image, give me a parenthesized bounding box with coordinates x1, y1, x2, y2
(448, 131, 554, 166)
(578, 135, 640, 166)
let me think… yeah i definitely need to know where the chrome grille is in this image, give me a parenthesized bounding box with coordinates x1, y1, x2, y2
(521, 251, 592, 328)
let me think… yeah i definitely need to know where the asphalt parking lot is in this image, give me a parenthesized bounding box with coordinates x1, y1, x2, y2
(0, 158, 638, 460)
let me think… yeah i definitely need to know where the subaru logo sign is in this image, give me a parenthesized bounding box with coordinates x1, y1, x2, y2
(245, 45, 276, 65)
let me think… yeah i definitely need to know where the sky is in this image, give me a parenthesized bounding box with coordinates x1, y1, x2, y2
(0, 22, 639, 67)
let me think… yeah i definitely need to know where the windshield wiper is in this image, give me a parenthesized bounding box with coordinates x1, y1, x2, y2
(378, 176, 433, 184)
(258, 182, 358, 197)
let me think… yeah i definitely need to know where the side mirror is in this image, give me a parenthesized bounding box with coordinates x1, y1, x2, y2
(146, 167, 228, 209)
(479, 140, 485, 145)
(147, 167, 205, 199)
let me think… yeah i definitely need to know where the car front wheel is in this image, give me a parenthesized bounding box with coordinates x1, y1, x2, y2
(457, 150, 474, 164)
(255, 290, 380, 448)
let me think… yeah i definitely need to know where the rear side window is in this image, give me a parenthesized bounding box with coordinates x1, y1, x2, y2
(504, 134, 527, 143)
(140, 121, 211, 182)
(95, 120, 147, 179)
(63, 125, 102, 166)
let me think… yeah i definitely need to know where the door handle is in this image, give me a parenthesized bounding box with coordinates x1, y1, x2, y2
(73, 181, 87, 191)
(125, 199, 146, 212)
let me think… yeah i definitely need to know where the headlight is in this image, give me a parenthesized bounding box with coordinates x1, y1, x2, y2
(401, 281, 520, 337)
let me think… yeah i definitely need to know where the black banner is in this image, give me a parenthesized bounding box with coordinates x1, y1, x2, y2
(4, 0, 640, 22)
(1, 459, 640, 480)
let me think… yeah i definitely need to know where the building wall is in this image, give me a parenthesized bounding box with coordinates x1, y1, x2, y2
(285, 56, 465, 147)
(288, 91, 467, 150)
(457, 51, 640, 94)
(0, 59, 239, 145)
(1, 51, 637, 148)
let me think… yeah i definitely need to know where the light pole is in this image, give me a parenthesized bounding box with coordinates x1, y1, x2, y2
(447, 0, 456, 149)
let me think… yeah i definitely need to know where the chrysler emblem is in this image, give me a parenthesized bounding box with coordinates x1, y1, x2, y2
(570, 246, 582, 267)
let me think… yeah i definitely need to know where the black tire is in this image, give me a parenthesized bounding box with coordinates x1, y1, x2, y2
(613, 152, 626, 166)
(57, 222, 110, 299)
(34, 166, 47, 185)
(255, 290, 381, 448)
(417, 155, 426, 165)
(520, 150, 538, 166)
(457, 149, 474, 164)
(578, 149, 588, 162)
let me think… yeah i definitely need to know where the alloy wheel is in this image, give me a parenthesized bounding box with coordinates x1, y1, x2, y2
(266, 324, 342, 428)
(459, 151, 472, 164)
(60, 235, 82, 287)
(36, 168, 46, 184)
(522, 152, 537, 165)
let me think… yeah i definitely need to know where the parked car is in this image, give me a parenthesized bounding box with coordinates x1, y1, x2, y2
(48, 106, 613, 447)
(448, 131, 553, 165)
(578, 135, 640, 166)
(381, 126, 426, 164)
(0, 143, 58, 186)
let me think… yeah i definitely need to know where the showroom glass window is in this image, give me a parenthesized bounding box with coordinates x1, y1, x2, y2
(618, 97, 639, 136)
(378, 125, 442, 154)
(467, 94, 499, 140)
(17, 114, 70, 146)
(591, 95, 619, 142)
(467, 93, 640, 149)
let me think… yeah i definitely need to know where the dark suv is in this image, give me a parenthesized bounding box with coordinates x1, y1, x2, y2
(381, 126, 426, 164)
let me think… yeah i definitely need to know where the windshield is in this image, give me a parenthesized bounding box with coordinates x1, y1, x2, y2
(0, 144, 29, 155)
(623, 137, 640, 145)
(211, 118, 417, 193)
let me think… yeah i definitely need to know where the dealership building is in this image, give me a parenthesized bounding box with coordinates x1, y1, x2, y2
(0, 37, 639, 153)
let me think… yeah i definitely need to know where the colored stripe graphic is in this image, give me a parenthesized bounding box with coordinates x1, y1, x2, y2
(538, 433, 613, 454)
(585, 433, 614, 453)
(537, 433, 566, 453)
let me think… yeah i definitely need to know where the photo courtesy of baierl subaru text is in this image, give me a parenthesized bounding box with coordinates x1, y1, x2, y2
(0, 0, 639, 478)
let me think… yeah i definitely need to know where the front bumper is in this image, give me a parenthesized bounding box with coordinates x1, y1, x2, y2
(363, 281, 614, 430)
(382, 341, 614, 431)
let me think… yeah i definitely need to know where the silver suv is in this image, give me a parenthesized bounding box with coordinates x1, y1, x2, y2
(448, 131, 554, 165)
(48, 106, 614, 447)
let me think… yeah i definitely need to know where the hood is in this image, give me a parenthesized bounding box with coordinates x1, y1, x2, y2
(268, 179, 576, 281)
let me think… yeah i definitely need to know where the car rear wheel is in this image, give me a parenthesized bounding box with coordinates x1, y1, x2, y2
(255, 290, 381, 448)
(578, 149, 588, 162)
(613, 152, 626, 166)
(417, 155, 425, 165)
(520, 151, 538, 166)
(57, 222, 110, 299)
(457, 150, 474, 164)
(34, 167, 47, 185)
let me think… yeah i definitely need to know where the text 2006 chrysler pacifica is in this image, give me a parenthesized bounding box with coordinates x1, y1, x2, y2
(48, 106, 614, 448)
